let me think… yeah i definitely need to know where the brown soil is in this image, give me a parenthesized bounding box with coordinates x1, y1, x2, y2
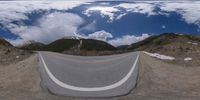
(0, 46, 32, 65)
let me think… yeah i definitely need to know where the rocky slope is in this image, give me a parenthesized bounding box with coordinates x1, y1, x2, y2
(128, 33, 200, 66)
(0, 39, 32, 65)
(0, 38, 12, 46)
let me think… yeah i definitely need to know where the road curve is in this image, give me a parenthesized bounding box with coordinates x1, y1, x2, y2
(38, 51, 140, 97)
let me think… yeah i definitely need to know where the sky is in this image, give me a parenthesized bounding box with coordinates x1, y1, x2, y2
(0, 1, 200, 47)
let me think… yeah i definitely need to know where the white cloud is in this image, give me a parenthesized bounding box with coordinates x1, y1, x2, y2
(83, 2, 157, 22)
(79, 21, 96, 32)
(116, 3, 156, 16)
(83, 1, 200, 28)
(0, 1, 90, 25)
(84, 6, 120, 21)
(159, 1, 200, 27)
(87, 31, 150, 47)
(8, 12, 84, 46)
(87, 30, 113, 41)
(108, 34, 150, 47)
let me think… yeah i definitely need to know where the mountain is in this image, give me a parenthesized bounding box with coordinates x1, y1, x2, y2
(64, 39, 117, 56)
(0, 38, 12, 47)
(128, 33, 200, 66)
(80, 39, 116, 51)
(19, 41, 46, 51)
(43, 39, 80, 52)
(20, 39, 80, 52)
(20, 38, 117, 54)
(117, 45, 129, 50)
(63, 36, 82, 39)
(128, 33, 200, 51)
(45, 39, 117, 52)
(0, 38, 32, 65)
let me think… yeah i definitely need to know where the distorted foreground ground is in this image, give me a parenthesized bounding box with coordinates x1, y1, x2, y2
(0, 53, 200, 100)
(0, 46, 32, 65)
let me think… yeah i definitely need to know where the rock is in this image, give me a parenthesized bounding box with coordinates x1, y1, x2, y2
(184, 57, 192, 61)
(16, 56, 20, 59)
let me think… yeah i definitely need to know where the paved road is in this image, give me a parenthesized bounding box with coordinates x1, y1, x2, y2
(38, 51, 139, 97)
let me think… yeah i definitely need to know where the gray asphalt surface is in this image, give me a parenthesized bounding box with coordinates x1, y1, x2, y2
(38, 51, 139, 97)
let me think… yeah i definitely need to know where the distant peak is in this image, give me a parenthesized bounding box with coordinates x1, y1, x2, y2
(63, 36, 83, 40)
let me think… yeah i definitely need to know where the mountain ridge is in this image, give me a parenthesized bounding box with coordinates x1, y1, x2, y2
(2, 33, 200, 59)
(0, 38, 12, 47)
(19, 38, 117, 56)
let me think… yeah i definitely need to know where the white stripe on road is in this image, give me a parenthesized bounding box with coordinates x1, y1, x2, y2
(39, 53, 139, 92)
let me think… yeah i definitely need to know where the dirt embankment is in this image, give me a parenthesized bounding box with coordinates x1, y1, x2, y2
(0, 46, 32, 65)
(129, 33, 200, 67)
(131, 53, 200, 100)
(0, 52, 200, 100)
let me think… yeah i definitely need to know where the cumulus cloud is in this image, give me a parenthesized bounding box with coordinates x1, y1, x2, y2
(78, 21, 97, 32)
(159, 1, 200, 27)
(83, 2, 157, 22)
(84, 6, 120, 21)
(87, 30, 113, 41)
(116, 3, 157, 16)
(108, 34, 150, 47)
(87, 30, 150, 47)
(8, 12, 84, 46)
(0, 1, 90, 25)
(83, 1, 200, 28)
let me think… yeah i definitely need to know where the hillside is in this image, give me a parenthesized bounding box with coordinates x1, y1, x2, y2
(43, 39, 80, 52)
(80, 39, 116, 51)
(20, 38, 117, 56)
(0, 38, 12, 46)
(20, 41, 46, 51)
(0, 39, 32, 65)
(46, 39, 117, 52)
(128, 33, 200, 66)
(55, 39, 117, 56)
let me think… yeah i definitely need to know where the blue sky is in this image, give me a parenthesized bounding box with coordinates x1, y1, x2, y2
(0, 1, 200, 46)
